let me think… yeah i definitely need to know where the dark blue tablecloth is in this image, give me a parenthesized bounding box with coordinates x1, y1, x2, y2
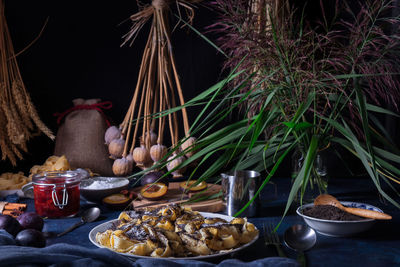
(0, 234, 298, 267)
(1, 177, 400, 266)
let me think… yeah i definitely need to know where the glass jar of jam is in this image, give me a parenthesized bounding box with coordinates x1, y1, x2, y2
(33, 171, 83, 218)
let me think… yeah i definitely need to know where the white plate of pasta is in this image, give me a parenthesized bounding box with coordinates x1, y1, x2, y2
(89, 208, 259, 260)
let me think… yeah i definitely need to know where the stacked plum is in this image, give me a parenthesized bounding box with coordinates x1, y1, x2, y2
(0, 212, 46, 247)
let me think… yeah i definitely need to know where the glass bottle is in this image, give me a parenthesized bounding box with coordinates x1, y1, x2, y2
(291, 145, 329, 203)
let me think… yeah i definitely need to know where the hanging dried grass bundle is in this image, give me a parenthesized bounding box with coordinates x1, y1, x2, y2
(110, 0, 201, 176)
(0, 0, 54, 166)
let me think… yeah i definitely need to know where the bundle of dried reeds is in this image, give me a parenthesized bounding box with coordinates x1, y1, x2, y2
(0, 0, 54, 166)
(109, 0, 201, 177)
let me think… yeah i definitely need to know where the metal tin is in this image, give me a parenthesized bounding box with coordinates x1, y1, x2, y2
(221, 170, 261, 217)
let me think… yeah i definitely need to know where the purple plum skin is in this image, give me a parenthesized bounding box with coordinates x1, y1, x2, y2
(15, 229, 46, 248)
(17, 212, 44, 231)
(0, 214, 22, 236)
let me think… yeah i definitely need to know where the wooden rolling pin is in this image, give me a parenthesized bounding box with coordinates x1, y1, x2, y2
(314, 194, 392, 220)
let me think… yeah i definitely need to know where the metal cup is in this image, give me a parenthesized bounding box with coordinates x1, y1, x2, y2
(221, 170, 261, 217)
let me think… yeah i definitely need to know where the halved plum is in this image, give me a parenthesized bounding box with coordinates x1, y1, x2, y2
(102, 194, 131, 210)
(140, 182, 168, 200)
(179, 180, 207, 193)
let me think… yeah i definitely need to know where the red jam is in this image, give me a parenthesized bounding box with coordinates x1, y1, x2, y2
(33, 171, 82, 218)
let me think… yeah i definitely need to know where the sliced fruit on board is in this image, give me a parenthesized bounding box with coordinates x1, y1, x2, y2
(179, 180, 207, 193)
(132, 182, 223, 213)
(102, 193, 132, 210)
(140, 183, 168, 200)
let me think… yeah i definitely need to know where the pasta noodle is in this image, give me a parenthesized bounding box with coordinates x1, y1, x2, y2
(96, 204, 258, 257)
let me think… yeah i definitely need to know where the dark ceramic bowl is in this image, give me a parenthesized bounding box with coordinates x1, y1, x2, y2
(80, 177, 129, 202)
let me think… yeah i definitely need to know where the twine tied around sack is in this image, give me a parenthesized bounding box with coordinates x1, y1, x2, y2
(54, 101, 113, 126)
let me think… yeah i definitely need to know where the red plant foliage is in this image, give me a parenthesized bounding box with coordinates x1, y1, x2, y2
(207, 0, 400, 126)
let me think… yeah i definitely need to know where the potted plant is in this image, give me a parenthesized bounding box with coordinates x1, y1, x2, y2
(139, 0, 400, 220)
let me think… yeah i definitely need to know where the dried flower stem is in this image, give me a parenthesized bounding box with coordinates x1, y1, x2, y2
(0, 0, 54, 166)
(120, 0, 199, 167)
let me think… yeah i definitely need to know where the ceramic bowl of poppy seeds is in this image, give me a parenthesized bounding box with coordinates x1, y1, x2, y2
(297, 201, 383, 237)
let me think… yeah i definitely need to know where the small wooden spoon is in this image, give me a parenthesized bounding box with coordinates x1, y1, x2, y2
(314, 194, 392, 220)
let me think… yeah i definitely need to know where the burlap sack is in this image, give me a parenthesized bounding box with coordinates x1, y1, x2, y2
(54, 98, 114, 176)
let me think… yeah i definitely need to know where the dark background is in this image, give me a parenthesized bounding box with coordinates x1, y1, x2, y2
(1, 0, 399, 179)
(1, 0, 226, 174)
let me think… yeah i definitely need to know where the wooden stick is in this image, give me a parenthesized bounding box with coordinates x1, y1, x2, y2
(127, 24, 155, 154)
(159, 10, 190, 136)
(164, 62, 179, 146)
(158, 9, 179, 145)
(121, 24, 153, 133)
(144, 80, 151, 149)
(123, 31, 152, 156)
(4, 203, 27, 209)
(160, 58, 175, 147)
(2, 210, 15, 216)
(120, 0, 202, 161)
(155, 11, 167, 145)
(151, 79, 158, 132)
(157, 24, 164, 145)
(155, 9, 176, 147)
(142, 19, 157, 149)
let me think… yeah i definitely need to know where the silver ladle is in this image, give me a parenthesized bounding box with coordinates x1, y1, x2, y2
(57, 207, 101, 237)
(284, 224, 317, 267)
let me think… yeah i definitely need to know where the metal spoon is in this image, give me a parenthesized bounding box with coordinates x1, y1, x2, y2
(314, 194, 392, 220)
(284, 224, 317, 267)
(57, 207, 101, 237)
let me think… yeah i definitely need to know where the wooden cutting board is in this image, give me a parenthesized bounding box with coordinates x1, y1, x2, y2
(132, 182, 224, 213)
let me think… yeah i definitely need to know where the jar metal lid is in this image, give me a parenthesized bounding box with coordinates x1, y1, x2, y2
(32, 170, 85, 210)
(32, 170, 84, 186)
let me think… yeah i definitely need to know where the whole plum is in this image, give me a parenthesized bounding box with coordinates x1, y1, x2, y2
(0, 214, 22, 236)
(15, 229, 46, 248)
(140, 171, 169, 186)
(17, 212, 44, 231)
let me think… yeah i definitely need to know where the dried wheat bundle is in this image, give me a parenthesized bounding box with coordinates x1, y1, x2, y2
(0, 0, 54, 166)
(108, 0, 201, 177)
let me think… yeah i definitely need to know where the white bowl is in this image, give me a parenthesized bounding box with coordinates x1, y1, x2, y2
(296, 201, 381, 237)
(80, 177, 129, 202)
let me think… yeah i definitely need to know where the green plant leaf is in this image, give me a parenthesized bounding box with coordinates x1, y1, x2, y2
(233, 140, 298, 217)
(283, 121, 313, 131)
(354, 78, 378, 181)
(277, 135, 319, 228)
(366, 104, 400, 117)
